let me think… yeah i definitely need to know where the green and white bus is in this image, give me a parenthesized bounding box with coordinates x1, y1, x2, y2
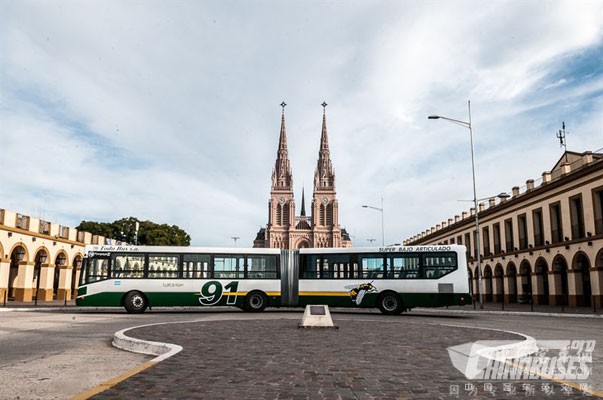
(76, 244, 471, 314)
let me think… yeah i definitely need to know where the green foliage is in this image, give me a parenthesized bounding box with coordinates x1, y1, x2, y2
(76, 217, 191, 246)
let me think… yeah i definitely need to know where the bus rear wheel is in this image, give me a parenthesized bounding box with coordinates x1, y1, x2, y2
(377, 292, 403, 315)
(124, 291, 148, 313)
(244, 291, 267, 312)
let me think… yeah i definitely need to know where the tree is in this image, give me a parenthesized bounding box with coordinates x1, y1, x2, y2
(76, 217, 191, 246)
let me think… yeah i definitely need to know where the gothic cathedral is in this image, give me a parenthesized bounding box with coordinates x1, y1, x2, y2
(254, 103, 352, 249)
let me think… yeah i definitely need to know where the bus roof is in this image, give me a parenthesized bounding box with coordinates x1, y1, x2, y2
(83, 245, 281, 255)
(298, 245, 465, 254)
(83, 244, 465, 256)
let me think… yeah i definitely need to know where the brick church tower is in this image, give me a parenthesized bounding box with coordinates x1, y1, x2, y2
(254, 102, 352, 249)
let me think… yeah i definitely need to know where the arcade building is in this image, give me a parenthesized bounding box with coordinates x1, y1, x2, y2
(404, 150, 603, 309)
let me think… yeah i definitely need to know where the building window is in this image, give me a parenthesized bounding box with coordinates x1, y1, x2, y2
(569, 195, 585, 239)
(482, 226, 490, 256)
(594, 187, 603, 235)
(319, 204, 326, 226)
(464, 233, 471, 260)
(533, 208, 544, 247)
(283, 204, 290, 226)
(504, 218, 514, 252)
(493, 223, 501, 254)
(457, 235, 462, 245)
(276, 204, 282, 225)
(518, 214, 528, 250)
(550, 202, 563, 243)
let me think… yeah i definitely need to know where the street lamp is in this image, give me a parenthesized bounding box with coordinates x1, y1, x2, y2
(231, 236, 240, 247)
(429, 100, 487, 309)
(362, 197, 384, 246)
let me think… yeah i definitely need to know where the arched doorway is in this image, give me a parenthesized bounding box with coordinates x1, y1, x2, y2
(519, 260, 532, 304)
(505, 262, 518, 303)
(295, 239, 311, 249)
(53, 252, 67, 300)
(596, 249, 603, 309)
(8, 246, 27, 300)
(572, 252, 591, 307)
(483, 265, 493, 302)
(494, 264, 504, 303)
(33, 250, 48, 303)
(552, 255, 569, 307)
(535, 258, 549, 305)
(473, 266, 480, 299)
(71, 255, 83, 298)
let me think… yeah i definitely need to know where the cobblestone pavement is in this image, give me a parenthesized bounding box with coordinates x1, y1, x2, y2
(91, 317, 594, 399)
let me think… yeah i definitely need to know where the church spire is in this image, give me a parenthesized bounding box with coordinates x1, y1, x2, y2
(314, 102, 335, 191)
(272, 101, 293, 190)
(300, 186, 306, 217)
(319, 101, 330, 155)
(278, 101, 288, 155)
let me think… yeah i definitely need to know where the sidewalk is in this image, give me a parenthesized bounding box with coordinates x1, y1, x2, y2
(0, 298, 76, 309)
(413, 301, 602, 318)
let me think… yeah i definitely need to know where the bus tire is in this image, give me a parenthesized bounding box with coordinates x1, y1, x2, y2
(377, 292, 403, 315)
(124, 291, 148, 313)
(244, 291, 268, 312)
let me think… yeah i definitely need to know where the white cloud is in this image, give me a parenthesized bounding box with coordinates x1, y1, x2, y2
(1, 0, 601, 246)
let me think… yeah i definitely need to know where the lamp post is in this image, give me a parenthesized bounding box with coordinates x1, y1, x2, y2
(231, 236, 240, 247)
(362, 197, 384, 246)
(429, 100, 486, 309)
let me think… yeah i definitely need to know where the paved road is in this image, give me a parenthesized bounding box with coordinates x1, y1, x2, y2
(1, 308, 601, 399)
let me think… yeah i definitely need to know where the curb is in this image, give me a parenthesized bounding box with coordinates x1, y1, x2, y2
(411, 307, 603, 319)
(113, 323, 183, 362)
(71, 322, 185, 399)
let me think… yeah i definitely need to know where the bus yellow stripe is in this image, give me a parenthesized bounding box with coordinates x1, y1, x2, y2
(195, 292, 281, 297)
(299, 291, 350, 297)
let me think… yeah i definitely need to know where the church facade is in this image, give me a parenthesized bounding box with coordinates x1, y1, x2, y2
(254, 103, 352, 249)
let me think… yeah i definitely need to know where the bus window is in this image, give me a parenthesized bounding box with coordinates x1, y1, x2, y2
(360, 255, 385, 279)
(300, 256, 321, 279)
(112, 254, 145, 278)
(328, 255, 353, 279)
(422, 253, 457, 279)
(391, 255, 420, 279)
(300, 255, 355, 279)
(247, 255, 278, 279)
(183, 254, 210, 278)
(214, 255, 244, 279)
(320, 258, 331, 278)
(83, 257, 109, 284)
(148, 255, 179, 279)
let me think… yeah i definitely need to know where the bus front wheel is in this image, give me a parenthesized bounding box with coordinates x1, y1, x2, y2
(244, 291, 267, 312)
(377, 292, 403, 315)
(124, 291, 148, 313)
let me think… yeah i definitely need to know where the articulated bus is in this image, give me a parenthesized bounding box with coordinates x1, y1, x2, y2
(76, 245, 471, 314)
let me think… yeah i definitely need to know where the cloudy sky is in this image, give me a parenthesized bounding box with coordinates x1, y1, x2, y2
(1, 1, 602, 247)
